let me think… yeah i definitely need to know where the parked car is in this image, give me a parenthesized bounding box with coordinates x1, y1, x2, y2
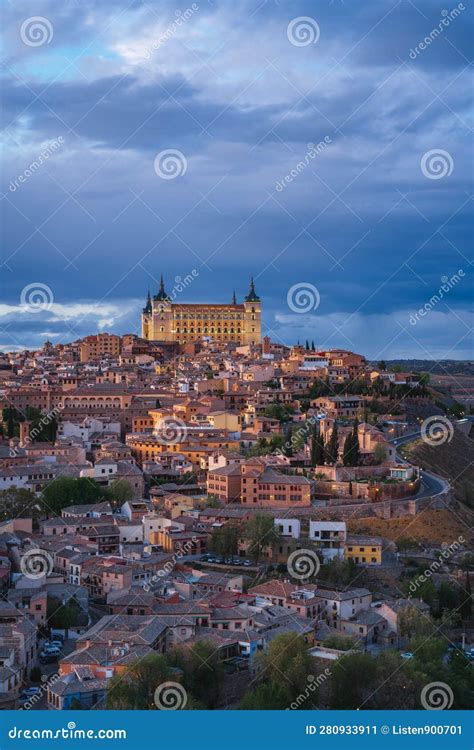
(400, 652, 414, 660)
(51, 632, 65, 642)
(243, 560, 252, 567)
(39, 652, 58, 664)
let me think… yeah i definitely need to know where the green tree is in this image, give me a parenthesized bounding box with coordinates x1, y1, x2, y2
(256, 634, 314, 701)
(0, 488, 39, 524)
(351, 418, 360, 465)
(239, 681, 289, 710)
(398, 604, 433, 640)
(311, 428, 325, 467)
(342, 433, 354, 466)
(325, 423, 339, 464)
(106, 478, 135, 509)
(47, 595, 81, 638)
(107, 653, 172, 709)
(284, 425, 294, 457)
(168, 640, 224, 709)
(459, 572, 472, 620)
(323, 634, 354, 651)
(329, 652, 376, 709)
(211, 524, 239, 558)
(244, 514, 281, 562)
(373, 443, 387, 464)
(41, 477, 104, 516)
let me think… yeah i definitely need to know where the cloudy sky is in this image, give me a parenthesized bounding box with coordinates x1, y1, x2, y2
(1, 0, 472, 358)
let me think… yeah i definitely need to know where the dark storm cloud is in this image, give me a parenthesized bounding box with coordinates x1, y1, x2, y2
(0, 0, 472, 358)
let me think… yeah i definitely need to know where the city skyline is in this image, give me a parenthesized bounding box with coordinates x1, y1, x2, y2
(1, 0, 473, 359)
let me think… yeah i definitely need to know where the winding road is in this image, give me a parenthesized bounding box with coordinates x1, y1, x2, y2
(390, 430, 451, 500)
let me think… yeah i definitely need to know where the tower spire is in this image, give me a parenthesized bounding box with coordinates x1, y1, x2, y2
(232, 290, 237, 305)
(143, 289, 152, 313)
(245, 276, 260, 302)
(154, 275, 169, 302)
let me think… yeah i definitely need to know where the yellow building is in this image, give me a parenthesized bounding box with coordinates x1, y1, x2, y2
(141, 276, 261, 345)
(345, 535, 382, 566)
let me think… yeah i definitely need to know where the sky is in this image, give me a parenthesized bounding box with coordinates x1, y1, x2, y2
(0, 0, 472, 359)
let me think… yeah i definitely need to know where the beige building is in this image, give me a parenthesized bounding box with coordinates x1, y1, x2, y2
(141, 277, 261, 345)
(80, 333, 121, 362)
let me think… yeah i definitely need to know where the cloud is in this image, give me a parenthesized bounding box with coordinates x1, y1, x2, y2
(0, 0, 472, 357)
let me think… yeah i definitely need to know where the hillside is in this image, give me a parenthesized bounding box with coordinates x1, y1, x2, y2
(348, 509, 473, 547)
(403, 428, 474, 509)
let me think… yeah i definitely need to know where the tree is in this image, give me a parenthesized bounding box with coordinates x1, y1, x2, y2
(368, 651, 418, 710)
(41, 477, 104, 516)
(377, 360, 386, 371)
(239, 681, 289, 710)
(0, 488, 40, 524)
(263, 403, 293, 423)
(107, 653, 172, 709)
(459, 572, 472, 620)
(330, 651, 418, 710)
(244, 514, 281, 562)
(323, 634, 354, 651)
(205, 495, 220, 509)
(373, 443, 387, 465)
(211, 524, 239, 558)
(437, 581, 459, 613)
(106, 479, 134, 509)
(342, 433, 354, 466)
(329, 652, 376, 709)
(402, 576, 436, 607)
(47, 595, 82, 638)
(284, 425, 294, 457)
(351, 418, 360, 465)
(325, 423, 339, 464)
(168, 640, 224, 709)
(256, 634, 314, 702)
(318, 558, 358, 587)
(398, 604, 433, 640)
(311, 425, 326, 467)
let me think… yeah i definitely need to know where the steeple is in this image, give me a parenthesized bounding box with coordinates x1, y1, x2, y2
(245, 276, 260, 302)
(154, 275, 169, 302)
(143, 289, 152, 314)
(232, 290, 237, 305)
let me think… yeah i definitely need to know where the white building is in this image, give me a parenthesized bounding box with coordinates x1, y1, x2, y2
(309, 521, 346, 561)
